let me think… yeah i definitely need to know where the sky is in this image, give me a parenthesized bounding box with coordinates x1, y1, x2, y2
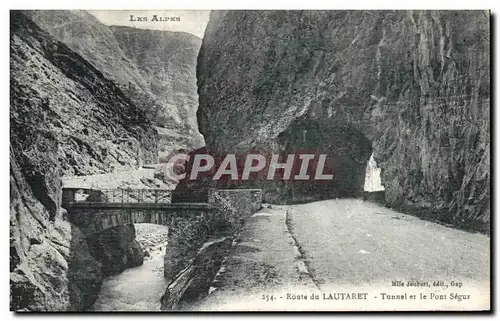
(88, 10, 210, 38)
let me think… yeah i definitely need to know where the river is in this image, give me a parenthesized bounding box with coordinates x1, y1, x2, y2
(91, 223, 169, 311)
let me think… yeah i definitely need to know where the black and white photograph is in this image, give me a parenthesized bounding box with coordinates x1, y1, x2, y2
(8, 8, 491, 312)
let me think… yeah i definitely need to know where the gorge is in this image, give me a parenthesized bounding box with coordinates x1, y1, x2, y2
(26, 10, 205, 155)
(10, 11, 159, 310)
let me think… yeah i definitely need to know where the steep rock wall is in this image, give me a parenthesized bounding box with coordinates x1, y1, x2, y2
(10, 152, 103, 311)
(87, 224, 145, 276)
(182, 10, 490, 231)
(10, 11, 158, 311)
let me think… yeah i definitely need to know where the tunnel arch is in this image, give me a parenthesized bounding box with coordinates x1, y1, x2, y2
(276, 117, 373, 202)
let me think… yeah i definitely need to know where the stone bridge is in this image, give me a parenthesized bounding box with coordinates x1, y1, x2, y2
(62, 187, 263, 236)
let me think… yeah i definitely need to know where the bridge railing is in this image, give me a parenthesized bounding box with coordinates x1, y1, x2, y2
(64, 188, 172, 205)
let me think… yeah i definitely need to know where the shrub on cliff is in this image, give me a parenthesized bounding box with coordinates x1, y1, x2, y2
(164, 193, 241, 279)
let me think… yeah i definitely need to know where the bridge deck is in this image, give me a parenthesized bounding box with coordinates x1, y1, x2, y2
(62, 202, 212, 210)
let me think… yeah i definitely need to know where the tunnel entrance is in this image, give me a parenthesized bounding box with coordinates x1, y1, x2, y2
(172, 117, 374, 204)
(362, 153, 386, 204)
(364, 153, 385, 192)
(277, 118, 373, 202)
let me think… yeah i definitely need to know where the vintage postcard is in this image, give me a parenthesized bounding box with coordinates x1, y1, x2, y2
(9, 9, 490, 312)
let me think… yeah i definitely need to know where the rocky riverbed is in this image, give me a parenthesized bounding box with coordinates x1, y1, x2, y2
(91, 224, 169, 311)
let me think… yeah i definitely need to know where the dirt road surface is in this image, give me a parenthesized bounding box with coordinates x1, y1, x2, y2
(195, 199, 490, 311)
(288, 199, 490, 286)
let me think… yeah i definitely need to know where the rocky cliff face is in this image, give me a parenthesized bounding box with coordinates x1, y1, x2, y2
(184, 10, 490, 231)
(10, 150, 101, 311)
(10, 11, 158, 310)
(87, 224, 145, 276)
(26, 10, 205, 154)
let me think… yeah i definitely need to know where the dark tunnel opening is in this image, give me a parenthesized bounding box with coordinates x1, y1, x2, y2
(276, 118, 374, 203)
